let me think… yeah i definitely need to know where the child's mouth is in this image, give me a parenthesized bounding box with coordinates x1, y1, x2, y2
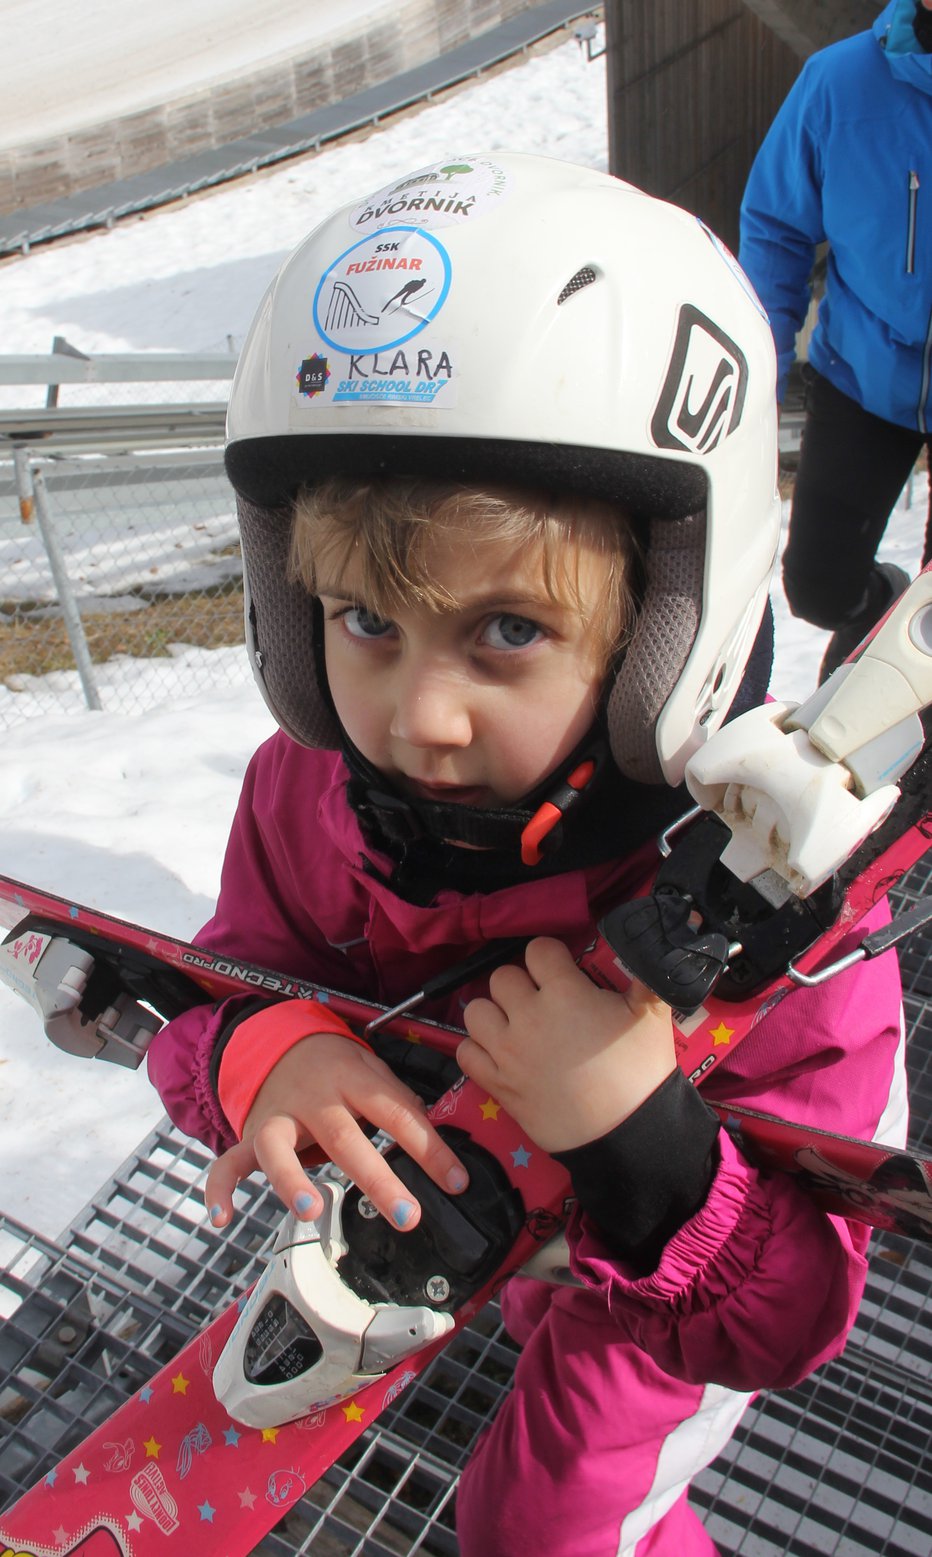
(405, 780, 490, 806)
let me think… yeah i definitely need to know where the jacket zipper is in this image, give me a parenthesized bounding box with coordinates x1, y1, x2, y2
(906, 170, 920, 274)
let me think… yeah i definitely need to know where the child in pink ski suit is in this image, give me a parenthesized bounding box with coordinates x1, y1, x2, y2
(147, 155, 907, 1556)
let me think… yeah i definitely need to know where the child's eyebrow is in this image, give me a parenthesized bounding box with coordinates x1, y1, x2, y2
(316, 582, 559, 613)
(456, 591, 555, 612)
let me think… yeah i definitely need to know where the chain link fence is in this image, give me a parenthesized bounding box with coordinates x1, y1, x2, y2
(0, 448, 253, 729)
(0, 350, 259, 731)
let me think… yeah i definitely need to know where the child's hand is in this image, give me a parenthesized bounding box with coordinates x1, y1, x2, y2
(204, 1032, 468, 1231)
(458, 937, 675, 1152)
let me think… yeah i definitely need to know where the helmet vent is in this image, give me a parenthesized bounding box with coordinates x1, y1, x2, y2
(557, 266, 598, 305)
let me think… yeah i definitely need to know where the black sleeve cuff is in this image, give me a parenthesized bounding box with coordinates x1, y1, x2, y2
(207, 996, 280, 1097)
(552, 1069, 720, 1273)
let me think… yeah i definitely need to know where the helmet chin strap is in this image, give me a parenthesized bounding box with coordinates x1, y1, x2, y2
(341, 730, 606, 866)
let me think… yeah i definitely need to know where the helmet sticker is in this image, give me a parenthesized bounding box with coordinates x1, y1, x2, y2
(351, 157, 510, 233)
(296, 353, 331, 398)
(293, 338, 457, 409)
(650, 304, 749, 455)
(312, 226, 451, 355)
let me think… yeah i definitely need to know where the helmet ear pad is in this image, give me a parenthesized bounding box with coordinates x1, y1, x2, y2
(608, 513, 706, 786)
(237, 494, 708, 784)
(238, 495, 341, 750)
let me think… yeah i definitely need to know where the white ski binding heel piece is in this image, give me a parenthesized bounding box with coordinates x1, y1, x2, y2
(213, 1176, 454, 1427)
(214, 1129, 525, 1428)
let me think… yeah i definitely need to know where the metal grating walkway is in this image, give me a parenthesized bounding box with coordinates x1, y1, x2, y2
(2, 861, 932, 1553)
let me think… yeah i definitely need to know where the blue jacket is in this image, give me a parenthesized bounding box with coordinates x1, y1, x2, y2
(738, 0, 932, 433)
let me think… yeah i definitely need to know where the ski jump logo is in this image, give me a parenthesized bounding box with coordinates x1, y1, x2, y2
(325, 277, 429, 337)
(313, 226, 451, 355)
(651, 305, 748, 454)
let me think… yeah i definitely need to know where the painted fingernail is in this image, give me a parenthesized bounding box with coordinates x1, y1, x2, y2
(392, 1199, 417, 1229)
(208, 1204, 224, 1224)
(294, 1191, 316, 1216)
(446, 1167, 469, 1192)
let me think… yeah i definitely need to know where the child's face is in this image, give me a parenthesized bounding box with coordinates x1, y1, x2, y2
(318, 527, 612, 809)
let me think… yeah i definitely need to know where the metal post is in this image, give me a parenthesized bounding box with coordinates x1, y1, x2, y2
(46, 337, 63, 409)
(46, 334, 90, 409)
(12, 447, 103, 712)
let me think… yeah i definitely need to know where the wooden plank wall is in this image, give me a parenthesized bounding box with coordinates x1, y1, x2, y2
(604, 0, 830, 249)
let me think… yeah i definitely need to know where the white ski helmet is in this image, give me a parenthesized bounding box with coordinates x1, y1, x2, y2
(225, 152, 780, 787)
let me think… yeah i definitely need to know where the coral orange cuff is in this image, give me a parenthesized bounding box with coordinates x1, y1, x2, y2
(218, 999, 371, 1139)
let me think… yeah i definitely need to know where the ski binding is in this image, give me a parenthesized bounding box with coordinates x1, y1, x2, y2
(215, 1127, 526, 1427)
(214, 1175, 455, 1427)
(0, 924, 160, 1066)
(687, 568, 932, 898)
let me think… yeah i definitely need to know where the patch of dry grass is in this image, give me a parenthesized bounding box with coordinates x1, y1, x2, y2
(0, 588, 246, 683)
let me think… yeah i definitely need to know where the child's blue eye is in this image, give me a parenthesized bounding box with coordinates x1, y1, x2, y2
(482, 614, 542, 649)
(343, 607, 394, 639)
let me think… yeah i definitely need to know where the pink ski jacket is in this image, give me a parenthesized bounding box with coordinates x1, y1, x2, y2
(148, 733, 907, 1397)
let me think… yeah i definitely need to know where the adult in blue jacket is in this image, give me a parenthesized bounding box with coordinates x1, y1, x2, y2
(739, 0, 932, 681)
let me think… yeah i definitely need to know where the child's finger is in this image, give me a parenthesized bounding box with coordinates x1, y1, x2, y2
(455, 1032, 499, 1094)
(307, 1107, 428, 1230)
(249, 1115, 329, 1222)
(308, 1084, 469, 1231)
(370, 1088, 470, 1198)
(487, 959, 536, 1004)
(204, 1137, 261, 1227)
(522, 935, 576, 982)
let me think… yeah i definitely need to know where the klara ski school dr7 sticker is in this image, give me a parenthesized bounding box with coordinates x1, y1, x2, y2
(293, 158, 510, 412)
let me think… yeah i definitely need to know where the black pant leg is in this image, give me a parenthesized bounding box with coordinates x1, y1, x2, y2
(782, 370, 923, 628)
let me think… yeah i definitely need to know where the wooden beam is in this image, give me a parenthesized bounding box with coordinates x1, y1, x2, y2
(739, 0, 880, 58)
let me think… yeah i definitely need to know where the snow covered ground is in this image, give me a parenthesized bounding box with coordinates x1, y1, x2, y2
(0, 27, 928, 1242)
(0, 493, 240, 611)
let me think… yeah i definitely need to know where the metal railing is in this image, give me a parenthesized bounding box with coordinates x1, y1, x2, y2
(0, 351, 248, 730)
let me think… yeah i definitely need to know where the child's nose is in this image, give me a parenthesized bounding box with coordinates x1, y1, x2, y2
(390, 666, 472, 749)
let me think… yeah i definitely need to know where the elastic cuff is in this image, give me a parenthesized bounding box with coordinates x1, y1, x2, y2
(554, 1069, 720, 1271)
(218, 999, 371, 1138)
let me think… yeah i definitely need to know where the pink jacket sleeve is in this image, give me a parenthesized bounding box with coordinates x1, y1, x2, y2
(566, 907, 905, 1391)
(146, 740, 359, 1151)
(147, 999, 245, 1153)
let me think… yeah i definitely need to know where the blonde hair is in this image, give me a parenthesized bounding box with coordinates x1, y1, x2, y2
(289, 477, 640, 669)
